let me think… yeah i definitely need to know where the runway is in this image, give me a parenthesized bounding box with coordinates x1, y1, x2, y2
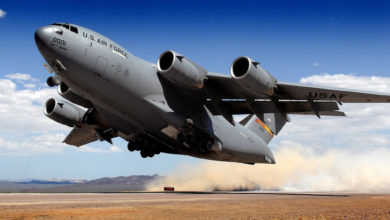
(0, 192, 389, 219)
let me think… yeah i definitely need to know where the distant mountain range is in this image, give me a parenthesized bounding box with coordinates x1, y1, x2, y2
(17, 179, 87, 185)
(0, 175, 161, 193)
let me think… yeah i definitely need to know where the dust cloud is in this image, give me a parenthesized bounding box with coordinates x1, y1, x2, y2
(147, 142, 390, 192)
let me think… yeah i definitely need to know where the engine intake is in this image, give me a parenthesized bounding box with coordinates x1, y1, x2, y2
(231, 56, 277, 97)
(58, 82, 93, 108)
(43, 98, 86, 127)
(157, 50, 207, 89)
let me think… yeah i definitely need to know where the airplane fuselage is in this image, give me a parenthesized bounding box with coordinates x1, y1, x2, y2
(35, 23, 277, 164)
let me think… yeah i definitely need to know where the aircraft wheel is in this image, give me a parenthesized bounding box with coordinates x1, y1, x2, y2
(127, 141, 136, 152)
(206, 141, 213, 151)
(140, 150, 148, 158)
(185, 134, 193, 146)
(177, 133, 184, 144)
(199, 143, 208, 153)
(134, 139, 142, 151)
(46, 76, 61, 87)
(142, 139, 149, 147)
(46, 77, 56, 87)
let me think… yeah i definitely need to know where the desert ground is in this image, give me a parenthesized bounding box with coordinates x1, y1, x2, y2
(0, 192, 389, 219)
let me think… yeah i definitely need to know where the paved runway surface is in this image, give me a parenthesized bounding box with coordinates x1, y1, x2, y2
(0, 192, 389, 219)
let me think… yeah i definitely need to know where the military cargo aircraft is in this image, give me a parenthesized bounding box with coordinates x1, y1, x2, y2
(35, 23, 390, 164)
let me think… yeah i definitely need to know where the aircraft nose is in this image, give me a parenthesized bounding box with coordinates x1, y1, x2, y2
(34, 26, 52, 49)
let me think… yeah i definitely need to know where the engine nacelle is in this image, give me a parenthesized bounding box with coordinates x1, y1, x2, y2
(157, 50, 207, 89)
(43, 98, 86, 127)
(58, 82, 93, 108)
(231, 56, 277, 97)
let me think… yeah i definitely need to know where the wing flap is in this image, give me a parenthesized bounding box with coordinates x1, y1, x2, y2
(291, 111, 346, 117)
(63, 124, 98, 147)
(205, 100, 340, 115)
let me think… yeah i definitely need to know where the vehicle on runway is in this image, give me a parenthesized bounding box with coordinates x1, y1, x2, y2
(35, 23, 390, 164)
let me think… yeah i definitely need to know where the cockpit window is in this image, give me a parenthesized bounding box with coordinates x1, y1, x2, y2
(70, 26, 78, 34)
(51, 23, 77, 34)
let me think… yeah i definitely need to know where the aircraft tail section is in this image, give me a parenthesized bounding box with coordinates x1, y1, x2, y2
(241, 113, 288, 144)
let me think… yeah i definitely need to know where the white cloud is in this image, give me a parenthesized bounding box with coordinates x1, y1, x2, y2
(0, 74, 125, 155)
(23, 83, 36, 89)
(0, 78, 62, 132)
(300, 74, 390, 93)
(0, 9, 6, 18)
(6, 73, 32, 81)
(76, 145, 122, 153)
(0, 74, 68, 155)
(277, 73, 390, 152)
(0, 132, 67, 155)
(0, 74, 111, 155)
(312, 62, 321, 67)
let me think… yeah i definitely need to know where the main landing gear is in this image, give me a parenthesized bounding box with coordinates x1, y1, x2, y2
(176, 118, 217, 153)
(127, 133, 161, 158)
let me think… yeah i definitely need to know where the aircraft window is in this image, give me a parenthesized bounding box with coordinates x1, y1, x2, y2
(70, 26, 78, 34)
(62, 24, 70, 29)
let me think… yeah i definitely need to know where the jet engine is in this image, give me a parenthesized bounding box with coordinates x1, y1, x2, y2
(231, 56, 277, 97)
(57, 82, 93, 108)
(43, 98, 86, 127)
(157, 50, 207, 89)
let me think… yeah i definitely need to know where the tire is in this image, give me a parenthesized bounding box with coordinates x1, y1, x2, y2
(186, 135, 193, 146)
(46, 77, 56, 87)
(199, 143, 208, 153)
(206, 141, 213, 151)
(142, 139, 149, 147)
(147, 151, 154, 157)
(140, 150, 148, 158)
(177, 133, 184, 144)
(127, 141, 136, 152)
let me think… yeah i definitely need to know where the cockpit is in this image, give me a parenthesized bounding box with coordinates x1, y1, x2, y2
(51, 23, 78, 34)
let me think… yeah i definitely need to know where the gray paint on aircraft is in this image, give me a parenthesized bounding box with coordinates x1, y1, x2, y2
(35, 23, 390, 165)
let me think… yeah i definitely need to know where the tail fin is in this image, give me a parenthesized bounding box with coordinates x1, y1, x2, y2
(240, 113, 288, 144)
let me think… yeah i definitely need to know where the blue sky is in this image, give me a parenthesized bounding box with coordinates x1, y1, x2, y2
(0, 0, 390, 181)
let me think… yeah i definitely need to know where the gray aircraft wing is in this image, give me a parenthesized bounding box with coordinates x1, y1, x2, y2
(204, 73, 390, 119)
(205, 72, 390, 102)
(275, 81, 390, 103)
